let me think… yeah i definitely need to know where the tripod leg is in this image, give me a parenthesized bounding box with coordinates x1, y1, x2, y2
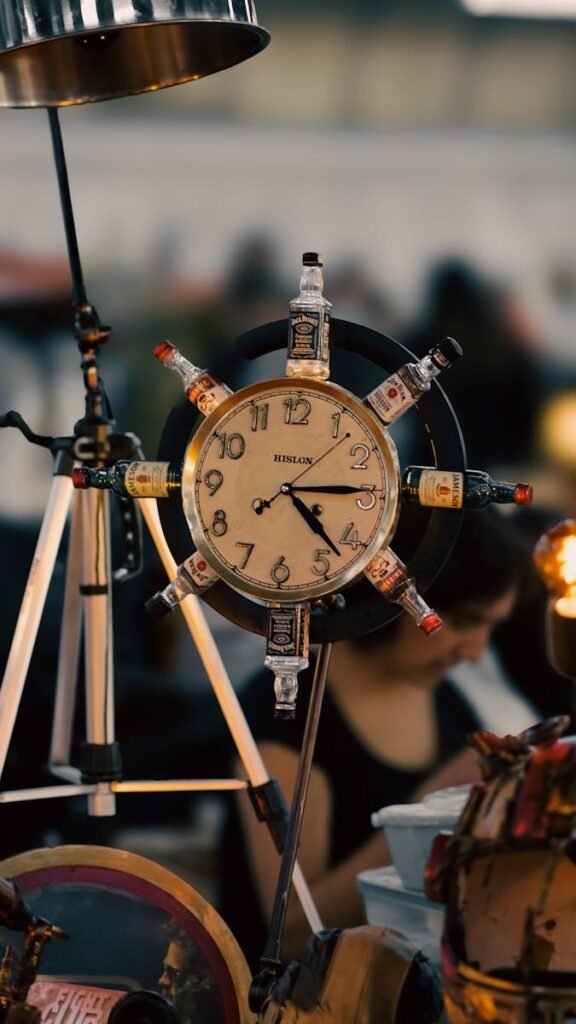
(50, 489, 83, 777)
(80, 488, 117, 816)
(138, 497, 322, 933)
(0, 473, 73, 780)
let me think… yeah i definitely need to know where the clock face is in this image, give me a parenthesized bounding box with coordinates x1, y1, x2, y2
(181, 378, 400, 603)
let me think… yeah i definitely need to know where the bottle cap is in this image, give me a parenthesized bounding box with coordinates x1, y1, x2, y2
(514, 482, 534, 506)
(430, 336, 463, 369)
(274, 704, 297, 720)
(419, 610, 443, 635)
(144, 593, 173, 619)
(302, 252, 323, 266)
(71, 466, 90, 489)
(153, 340, 175, 363)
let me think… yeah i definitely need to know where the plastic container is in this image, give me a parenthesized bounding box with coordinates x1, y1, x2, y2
(357, 865, 445, 966)
(371, 785, 470, 892)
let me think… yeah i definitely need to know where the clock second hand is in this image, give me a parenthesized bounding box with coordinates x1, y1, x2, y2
(253, 433, 352, 513)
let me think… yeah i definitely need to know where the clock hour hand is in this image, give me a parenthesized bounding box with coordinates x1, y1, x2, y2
(287, 491, 341, 557)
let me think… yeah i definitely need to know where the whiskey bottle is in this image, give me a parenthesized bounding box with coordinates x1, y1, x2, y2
(154, 340, 233, 416)
(365, 337, 462, 425)
(365, 546, 443, 634)
(72, 461, 181, 498)
(264, 604, 310, 719)
(402, 467, 533, 509)
(145, 551, 219, 617)
(286, 252, 332, 380)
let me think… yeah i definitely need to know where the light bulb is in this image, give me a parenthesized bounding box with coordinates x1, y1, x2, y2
(534, 519, 576, 607)
(534, 519, 576, 677)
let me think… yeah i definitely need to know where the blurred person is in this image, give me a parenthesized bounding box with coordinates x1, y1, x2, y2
(217, 508, 537, 969)
(402, 257, 545, 471)
(195, 231, 291, 390)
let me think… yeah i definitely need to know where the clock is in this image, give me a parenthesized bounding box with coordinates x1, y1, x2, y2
(157, 318, 466, 642)
(180, 377, 400, 603)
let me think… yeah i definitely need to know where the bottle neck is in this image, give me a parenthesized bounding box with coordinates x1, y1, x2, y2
(411, 353, 442, 387)
(489, 481, 519, 503)
(300, 265, 324, 295)
(166, 349, 204, 387)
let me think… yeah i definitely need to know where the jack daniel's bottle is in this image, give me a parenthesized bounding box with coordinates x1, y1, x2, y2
(402, 467, 533, 509)
(364, 546, 443, 634)
(154, 340, 232, 416)
(365, 337, 462, 425)
(264, 604, 310, 719)
(72, 461, 181, 498)
(286, 252, 332, 380)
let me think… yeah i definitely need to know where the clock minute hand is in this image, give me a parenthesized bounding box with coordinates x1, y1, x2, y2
(291, 485, 369, 494)
(288, 492, 341, 557)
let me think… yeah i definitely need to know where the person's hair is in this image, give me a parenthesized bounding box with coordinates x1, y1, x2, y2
(356, 508, 533, 650)
(161, 921, 203, 972)
(425, 507, 532, 611)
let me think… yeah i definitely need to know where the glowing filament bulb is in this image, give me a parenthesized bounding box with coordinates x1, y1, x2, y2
(534, 520, 576, 616)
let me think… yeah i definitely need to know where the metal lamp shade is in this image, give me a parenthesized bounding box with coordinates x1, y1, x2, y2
(0, 1, 270, 107)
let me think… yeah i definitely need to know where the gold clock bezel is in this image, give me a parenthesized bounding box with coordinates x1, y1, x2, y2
(181, 377, 400, 603)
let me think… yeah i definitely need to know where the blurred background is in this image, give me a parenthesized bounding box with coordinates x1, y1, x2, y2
(2, 0, 576, 482)
(1, 0, 576, 884)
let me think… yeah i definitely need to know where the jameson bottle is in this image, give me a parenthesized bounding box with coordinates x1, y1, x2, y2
(365, 337, 462, 425)
(402, 467, 534, 510)
(72, 461, 182, 498)
(365, 546, 443, 635)
(145, 551, 219, 618)
(154, 340, 233, 416)
(286, 252, 332, 380)
(264, 604, 310, 719)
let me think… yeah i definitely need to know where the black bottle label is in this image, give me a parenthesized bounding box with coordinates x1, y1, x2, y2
(266, 605, 310, 658)
(288, 311, 323, 360)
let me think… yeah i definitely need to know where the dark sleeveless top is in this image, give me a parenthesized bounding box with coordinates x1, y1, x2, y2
(217, 665, 478, 970)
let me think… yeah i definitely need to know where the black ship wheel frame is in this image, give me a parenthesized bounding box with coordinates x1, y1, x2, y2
(157, 316, 467, 645)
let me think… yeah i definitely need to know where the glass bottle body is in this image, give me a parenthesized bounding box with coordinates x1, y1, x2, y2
(365, 337, 462, 425)
(72, 460, 182, 498)
(265, 604, 310, 719)
(286, 253, 332, 380)
(145, 551, 218, 617)
(364, 546, 443, 635)
(154, 340, 232, 415)
(402, 467, 533, 509)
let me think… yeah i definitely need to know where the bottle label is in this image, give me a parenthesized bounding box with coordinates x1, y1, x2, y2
(182, 551, 219, 591)
(124, 462, 171, 497)
(266, 605, 310, 658)
(416, 470, 464, 508)
(365, 372, 414, 424)
(288, 311, 323, 361)
(365, 548, 406, 597)
(188, 375, 232, 415)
